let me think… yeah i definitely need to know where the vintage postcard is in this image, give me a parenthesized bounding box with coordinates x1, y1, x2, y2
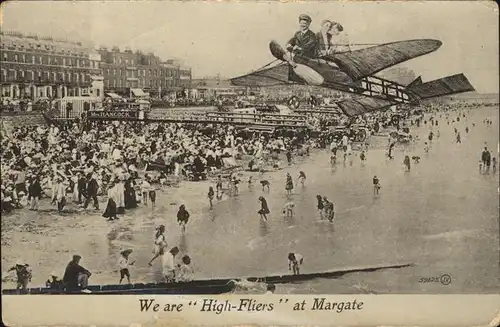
(1, 0, 499, 326)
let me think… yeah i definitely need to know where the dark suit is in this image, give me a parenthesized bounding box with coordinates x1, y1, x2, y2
(83, 178, 99, 209)
(315, 32, 331, 56)
(287, 29, 317, 58)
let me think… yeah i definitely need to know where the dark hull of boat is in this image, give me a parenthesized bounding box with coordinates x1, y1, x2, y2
(2, 262, 412, 295)
(2, 280, 235, 295)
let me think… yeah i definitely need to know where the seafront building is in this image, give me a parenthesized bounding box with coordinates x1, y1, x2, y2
(98, 47, 192, 99)
(0, 30, 103, 102)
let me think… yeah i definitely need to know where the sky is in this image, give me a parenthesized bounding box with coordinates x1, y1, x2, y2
(1, 1, 498, 93)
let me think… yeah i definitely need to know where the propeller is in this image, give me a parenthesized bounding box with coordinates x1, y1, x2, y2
(269, 40, 324, 86)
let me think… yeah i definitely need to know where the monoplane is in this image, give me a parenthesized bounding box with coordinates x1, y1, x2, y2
(230, 39, 475, 117)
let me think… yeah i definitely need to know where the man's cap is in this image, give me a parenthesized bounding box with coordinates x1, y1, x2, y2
(299, 14, 312, 23)
(73, 254, 82, 260)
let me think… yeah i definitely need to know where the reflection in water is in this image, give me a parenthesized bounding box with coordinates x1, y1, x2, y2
(259, 220, 270, 237)
(179, 233, 188, 252)
(283, 215, 295, 228)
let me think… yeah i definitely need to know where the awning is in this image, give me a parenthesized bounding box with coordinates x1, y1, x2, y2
(105, 92, 121, 99)
(130, 88, 147, 97)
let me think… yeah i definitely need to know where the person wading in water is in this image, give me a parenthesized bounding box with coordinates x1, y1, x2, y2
(258, 196, 270, 221)
(148, 225, 167, 266)
(177, 205, 190, 233)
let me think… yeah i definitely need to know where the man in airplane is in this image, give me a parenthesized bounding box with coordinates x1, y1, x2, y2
(286, 14, 318, 59)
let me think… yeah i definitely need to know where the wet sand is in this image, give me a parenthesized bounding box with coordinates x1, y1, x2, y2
(2, 106, 499, 294)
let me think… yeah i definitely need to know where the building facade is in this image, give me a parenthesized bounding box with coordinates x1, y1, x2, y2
(98, 48, 191, 98)
(191, 77, 246, 100)
(0, 30, 102, 101)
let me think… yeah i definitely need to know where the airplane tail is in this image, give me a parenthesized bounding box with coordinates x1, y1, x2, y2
(406, 73, 475, 100)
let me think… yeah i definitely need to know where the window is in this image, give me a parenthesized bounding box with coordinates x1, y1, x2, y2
(38, 56, 42, 64)
(14, 54, 18, 62)
(22, 54, 26, 63)
(96, 89, 100, 97)
(3, 53, 7, 61)
(106, 68, 110, 75)
(75, 73, 79, 82)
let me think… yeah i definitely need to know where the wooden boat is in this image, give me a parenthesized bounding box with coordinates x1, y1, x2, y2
(2, 262, 412, 295)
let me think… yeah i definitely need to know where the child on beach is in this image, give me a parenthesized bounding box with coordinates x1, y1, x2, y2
(285, 173, 294, 195)
(316, 194, 324, 219)
(288, 253, 304, 275)
(260, 180, 270, 191)
(403, 155, 411, 172)
(148, 225, 167, 266)
(258, 196, 270, 221)
(149, 185, 157, 209)
(118, 249, 135, 284)
(298, 171, 306, 186)
(232, 175, 240, 196)
(282, 201, 295, 217)
(373, 176, 381, 194)
(248, 176, 253, 189)
(360, 151, 366, 165)
(177, 205, 190, 233)
(323, 197, 335, 223)
(176, 255, 195, 282)
(208, 186, 215, 209)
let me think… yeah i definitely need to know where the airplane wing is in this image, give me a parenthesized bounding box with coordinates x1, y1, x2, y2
(328, 39, 442, 80)
(335, 95, 396, 117)
(406, 73, 475, 99)
(230, 62, 295, 87)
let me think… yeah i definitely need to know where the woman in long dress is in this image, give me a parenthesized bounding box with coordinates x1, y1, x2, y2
(148, 225, 167, 266)
(102, 181, 118, 221)
(124, 177, 138, 209)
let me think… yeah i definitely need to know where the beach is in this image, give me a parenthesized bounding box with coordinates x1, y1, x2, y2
(2, 106, 499, 294)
